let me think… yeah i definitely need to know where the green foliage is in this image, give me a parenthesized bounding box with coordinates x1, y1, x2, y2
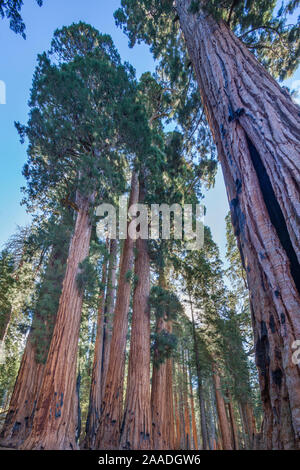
(149, 285, 183, 321)
(115, 0, 299, 79)
(18, 23, 151, 215)
(188, 0, 200, 14)
(125, 269, 133, 283)
(0, 0, 43, 38)
(152, 329, 178, 367)
(0, 250, 15, 338)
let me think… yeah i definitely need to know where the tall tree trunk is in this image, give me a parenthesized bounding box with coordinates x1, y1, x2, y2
(212, 369, 233, 450)
(151, 268, 172, 450)
(227, 391, 239, 450)
(178, 363, 186, 449)
(101, 239, 118, 400)
(22, 192, 94, 450)
(182, 352, 191, 450)
(151, 315, 167, 450)
(174, 364, 181, 450)
(120, 178, 152, 450)
(0, 309, 11, 343)
(95, 171, 139, 450)
(164, 325, 175, 450)
(0, 227, 70, 448)
(189, 295, 209, 449)
(240, 400, 257, 449)
(176, 0, 300, 449)
(83, 252, 108, 449)
(188, 358, 198, 450)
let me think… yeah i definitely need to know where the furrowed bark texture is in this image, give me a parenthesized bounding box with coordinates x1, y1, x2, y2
(188, 361, 199, 450)
(212, 370, 233, 450)
(227, 391, 239, 450)
(95, 171, 139, 450)
(164, 322, 175, 450)
(0, 340, 44, 448)
(0, 233, 69, 448)
(21, 193, 94, 450)
(183, 353, 191, 449)
(190, 297, 209, 449)
(101, 238, 118, 400)
(83, 254, 108, 449)
(240, 400, 257, 449)
(120, 180, 152, 450)
(176, 0, 300, 449)
(174, 384, 180, 449)
(151, 315, 167, 450)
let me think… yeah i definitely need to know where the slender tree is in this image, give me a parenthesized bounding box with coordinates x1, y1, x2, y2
(95, 170, 139, 450)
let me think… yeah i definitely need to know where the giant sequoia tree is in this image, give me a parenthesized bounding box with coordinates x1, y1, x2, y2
(17, 24, 149, 450)
(115, 0, 300, 449)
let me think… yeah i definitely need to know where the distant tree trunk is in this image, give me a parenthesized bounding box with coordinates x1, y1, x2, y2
(151, 268, 173, 450)
(174, 365, 181, 450)
(178, 364, 185, 449)
(101, 238, 118, 399)
(189, 295, 208, 449)
(120, 178, 152, 450)
(83, 252, 108, 449)
(95, 171, 139, 450)
(188, 359, 198, 450)
(0, 229, 70, 448)
(240, 400, 257, 449)
(22, 192, 95, 450)
(174, 388, 180, 450)
(151, 314, 167, 450)
(182, 352, 191, 450)
(212, 369, 233, 450)
(164, 324, 175, 450)
(176, 0, 300, 449)
(0, 309, 11, 343)
(227, 391, 239, 450)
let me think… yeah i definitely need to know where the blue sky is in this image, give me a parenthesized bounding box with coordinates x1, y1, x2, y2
(0, 0, 299, 263)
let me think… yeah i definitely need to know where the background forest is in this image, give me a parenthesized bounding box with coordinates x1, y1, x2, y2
(0, 0, 299, 451)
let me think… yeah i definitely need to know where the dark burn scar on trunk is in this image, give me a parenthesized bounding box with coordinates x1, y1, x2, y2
(272, 368, 283, 388)
(245, 133, 300, 296)
(269, 315, 276, 333)
(256, 321, 270, 381)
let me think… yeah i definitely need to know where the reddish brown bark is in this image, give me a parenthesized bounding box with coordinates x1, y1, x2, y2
(227, 391, 239, 450)
(176, 1, 300, 449)
(188, 361, 198, 450)
(0, 340, 44, 448)
(151, 315, 167, 450)
(240, 400, 257, 449)
(83, 253, 108, 449)
(120, 180, 152, 450)
(174, 386, 180, 450)
(164, 329, 175, 450)
(95, 171, 139, 449)
(101, 239, 118, 400)
(0, 231, 69, 448)
(182, 354, 191, 450)
(22, 193, 94, 450)
(189, 295, 209, 449)
(212, 370, 233, 450)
